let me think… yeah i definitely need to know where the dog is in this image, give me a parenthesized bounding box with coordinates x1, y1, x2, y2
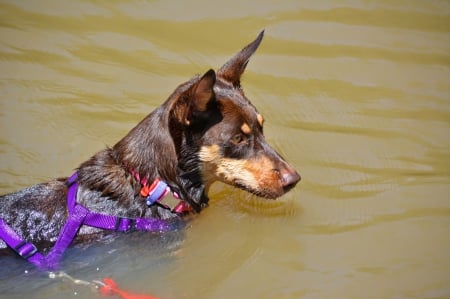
(0, 31, 300, 267)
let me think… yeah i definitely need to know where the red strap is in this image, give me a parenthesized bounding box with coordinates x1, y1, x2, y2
(99, 278, 160, 299)
(173, 201, 192, 214)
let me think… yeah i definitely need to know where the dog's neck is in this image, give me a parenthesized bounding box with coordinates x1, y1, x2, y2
(114, 106, 178, 186)
(112, 102, 209, 212)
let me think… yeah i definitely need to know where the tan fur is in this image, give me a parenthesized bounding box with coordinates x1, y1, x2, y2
(199, 145, 282, 195)
(241, 123, 252, 134)
(257, 113, 264, 127)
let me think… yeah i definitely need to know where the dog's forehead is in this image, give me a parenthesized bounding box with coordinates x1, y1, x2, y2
(214, 80, 264, 129)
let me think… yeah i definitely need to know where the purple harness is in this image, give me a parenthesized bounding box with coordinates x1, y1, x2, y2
(0, 172, 174, 270)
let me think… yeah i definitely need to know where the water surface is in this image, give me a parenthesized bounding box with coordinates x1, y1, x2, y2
(0, 1, 449, 298)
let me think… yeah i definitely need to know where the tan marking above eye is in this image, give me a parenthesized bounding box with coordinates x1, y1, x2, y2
(257, 114, 264, 127)
(241, 123, 251, 134)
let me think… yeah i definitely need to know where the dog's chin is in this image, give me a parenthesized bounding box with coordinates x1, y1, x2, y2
(204, 176, 290, 200)
(232, 181, 285, 200)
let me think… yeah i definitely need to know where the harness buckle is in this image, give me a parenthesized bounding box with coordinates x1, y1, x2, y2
(13, 241, 38, 259)
(114, 217, 136, 233)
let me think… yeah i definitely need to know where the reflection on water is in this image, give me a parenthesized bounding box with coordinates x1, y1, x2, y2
(1, 1, 449, 298)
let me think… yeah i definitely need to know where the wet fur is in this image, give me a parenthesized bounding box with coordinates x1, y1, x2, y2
(0, 31, 300, 255)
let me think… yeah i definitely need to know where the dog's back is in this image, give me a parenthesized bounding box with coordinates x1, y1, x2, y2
(0, 180, 67, 251)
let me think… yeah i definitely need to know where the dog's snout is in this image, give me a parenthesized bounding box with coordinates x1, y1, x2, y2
(280, 168, 301, 191)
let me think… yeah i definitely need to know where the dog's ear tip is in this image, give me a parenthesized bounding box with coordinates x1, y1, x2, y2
(258, 29, 265, 40)
(198, 69, 216, 90)
(217, 30, 265, 87)
(202, 69, 216, 82)
(205, 69, 216, 76)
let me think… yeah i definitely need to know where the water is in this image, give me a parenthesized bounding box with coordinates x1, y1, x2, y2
(1, 1, 449, 298)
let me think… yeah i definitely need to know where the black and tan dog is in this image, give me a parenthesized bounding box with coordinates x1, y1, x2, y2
(0, 31, 300, 259)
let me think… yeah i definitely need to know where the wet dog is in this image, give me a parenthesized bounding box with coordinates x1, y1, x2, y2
(0, 31, 300, 261)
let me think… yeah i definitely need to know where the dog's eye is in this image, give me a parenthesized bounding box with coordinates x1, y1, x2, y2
(230, 133, 245, 145)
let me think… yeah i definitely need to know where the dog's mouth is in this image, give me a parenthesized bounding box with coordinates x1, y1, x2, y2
(230, 167, 301, 199)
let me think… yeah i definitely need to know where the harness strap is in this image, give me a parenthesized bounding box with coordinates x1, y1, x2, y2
(0, 218, 45, 267)
(83, 214, 170, 233)
(67, 172, 171, 233)
(0, 171, 173, 270)
(44, 204, 89, 268)
(0, 205, 88, 269)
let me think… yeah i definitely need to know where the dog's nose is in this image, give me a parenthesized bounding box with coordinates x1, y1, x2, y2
(280, 168, 301, 192)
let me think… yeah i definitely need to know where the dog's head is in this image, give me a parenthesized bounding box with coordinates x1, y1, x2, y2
(168, 31, 300, 210)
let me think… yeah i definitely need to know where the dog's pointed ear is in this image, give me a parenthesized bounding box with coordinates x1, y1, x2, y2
(217, 30, 264, 87)
(193, 69, 216, 113)
(184, 69, 216, 126)
(170, 69, 217, 127)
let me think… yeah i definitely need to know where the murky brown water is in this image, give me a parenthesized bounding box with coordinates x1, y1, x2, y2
(1, 1, 449, 298)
